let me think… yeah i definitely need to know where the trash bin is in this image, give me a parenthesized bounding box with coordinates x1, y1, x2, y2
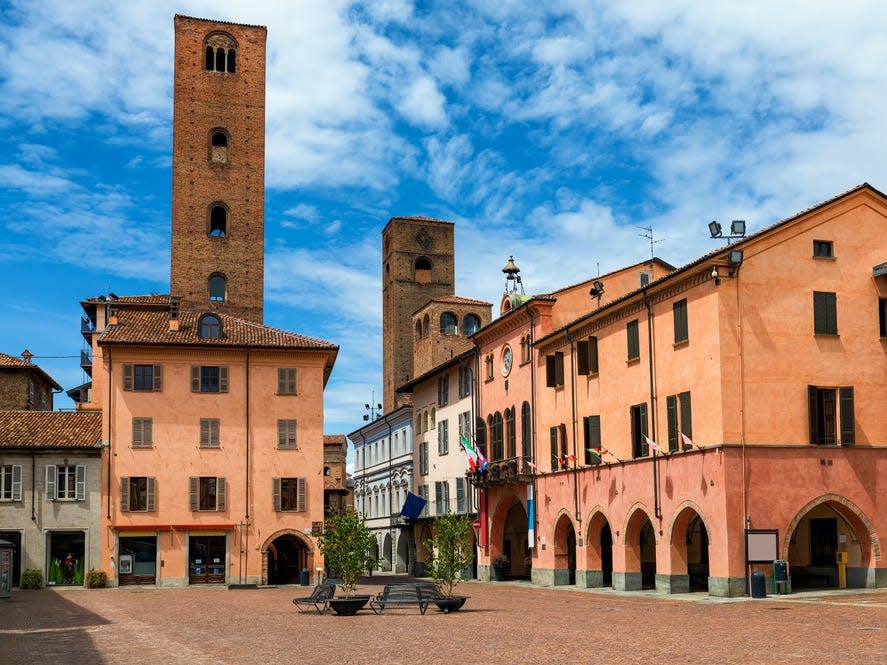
(751, 571, 766, 598)
(300, 568, 309, 586)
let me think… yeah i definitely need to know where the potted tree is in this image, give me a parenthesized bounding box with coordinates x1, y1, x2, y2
(317, 511, 377, 615)
(491, 554, 510, 581)
(424, 512, 474, 612)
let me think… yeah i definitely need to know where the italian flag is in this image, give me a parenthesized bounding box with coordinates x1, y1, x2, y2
(461, 434, 479, 470)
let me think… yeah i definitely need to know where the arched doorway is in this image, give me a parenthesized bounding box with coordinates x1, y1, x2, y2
(396, 529, 409, 573)
(382, 533, 392, 571)
(785, 496, 877, 590)
(640, 520, 656, 590)
(584, 511, 613, 588)
(265, 532, 312, 585)
(624, 507, 656, 591)
(669, 505, 709, 593)
(553, 514, 576, 585)
(601, 524, 613, 587)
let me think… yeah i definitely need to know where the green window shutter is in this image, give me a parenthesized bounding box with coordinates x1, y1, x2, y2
(216, 477, 226, 511)
(808, 385, 819, 444)
(146, 477, 156, 512)
(120, 477, 130, 512)
(189, 477, 198, 510)
(45, 465, 57, 500)
(679, 391, 693, 441)
(191, 366, 200, 392)
(813, 292, 837, 334)
(456, 477, 465, 512)
(75, 465, 86, 501)
(627, 321, 639, 359)
(555, 352, 564, 386)
(577, 340, 589, 375)
(219, 366, 229, 393)
(588, 336, 599, 373)
(839, 387, 855, 445)
(546, 355, 556, 387)
(123, 364, 133, 391)
(550, 426, 558, 471)
(297, 478, 306, 512)
(153, 364, 163, 391)
(674, 299, 688, 342)
(589, 415, 601, 449)
(666, 395, 678, 451)
(11, 464, 22, 501)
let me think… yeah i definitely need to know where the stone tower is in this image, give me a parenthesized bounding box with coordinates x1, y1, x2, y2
(170, 15, 267, 323)
(381, 216, 455, 412)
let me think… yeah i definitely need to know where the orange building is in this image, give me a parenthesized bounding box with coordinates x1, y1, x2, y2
(473, 184, 887, 595)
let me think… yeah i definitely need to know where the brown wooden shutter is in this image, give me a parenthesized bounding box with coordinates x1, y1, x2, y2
(120, 477, 130, 512)
(144, 419, 153, 446)
(297, 478, 306, 512)
(146, 477, 156, 512)
(132, 418, 142, 447)
(189, 477, 198, 510)
(123, 364, 133, 391)
(640, 403, 649, 455)
(272, 478, 281, 511)
(216, 477, 226, 510)
(839, 387, 855, 445)
(278, 368, 286, 394)
(277, 420, 285, 447)
(219, 366, 228, 393)
(153, 364, 163, 391)
(191, 366, 200, 392)
(550, 427, 558, 471)
(577, 340, 589, 375)
(200, 419, 210, 446)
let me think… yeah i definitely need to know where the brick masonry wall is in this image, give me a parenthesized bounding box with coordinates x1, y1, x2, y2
(0, 369, 54, 411)
(170, 16, 267, 323)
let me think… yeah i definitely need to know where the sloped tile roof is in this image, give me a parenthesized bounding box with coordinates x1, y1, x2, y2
(98, 308, 338, 351)
(0, 352, 63, 390)
(82, 294, 171, 306)
(0, 411, 102, 449)
(432, 295, 493, 306)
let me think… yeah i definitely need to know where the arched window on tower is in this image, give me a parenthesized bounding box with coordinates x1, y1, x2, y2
(463, 314, 481, 336)
(440, 312, 457, 335)
(204, 33, 237, 73)
(198, 314, 222, 339)
(210, 130, 229, 163)
(208, 274, 227, 302)
(415, 320, 423, 341)
(423, 314, 430, 337)
(414, 257, 432, 284)
(209, 205, 228, 237)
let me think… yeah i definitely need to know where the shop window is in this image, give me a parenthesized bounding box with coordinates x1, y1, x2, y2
(273, 477, 307, 512)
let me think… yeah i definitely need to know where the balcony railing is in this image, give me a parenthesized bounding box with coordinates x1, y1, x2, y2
(80, 349, 92, 370)
(467, 455, 535, 488)
(80, 316, 96, 337)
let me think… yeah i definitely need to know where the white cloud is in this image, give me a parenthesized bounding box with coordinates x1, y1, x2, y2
(398, 76, 448, 130)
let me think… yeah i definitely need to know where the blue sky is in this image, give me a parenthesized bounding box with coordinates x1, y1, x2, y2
(2, 1, 886, 438)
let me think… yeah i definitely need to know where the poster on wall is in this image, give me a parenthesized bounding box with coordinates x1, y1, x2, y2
(119, 554, 133, 575)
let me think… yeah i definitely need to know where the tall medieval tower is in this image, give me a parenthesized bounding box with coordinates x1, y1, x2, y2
(381, 216, 455, 412)
(170, 15, 266, 323)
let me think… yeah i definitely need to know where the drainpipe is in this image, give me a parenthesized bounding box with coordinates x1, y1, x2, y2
(31, 452, 36, 522)
(244, 349, 251, 582)
(736, 272, 749, 532)
(106, 347, 112, 521)
(642, 289, 661, 521)
(524, 306, 539, 552)
(382, 412, 394, 571)
(563, 326, 581, 527)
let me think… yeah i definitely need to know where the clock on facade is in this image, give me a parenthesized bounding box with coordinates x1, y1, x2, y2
(501, 345, 513, 377)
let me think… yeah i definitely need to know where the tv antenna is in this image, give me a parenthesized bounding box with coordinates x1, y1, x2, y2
(637, 226, 664, 262)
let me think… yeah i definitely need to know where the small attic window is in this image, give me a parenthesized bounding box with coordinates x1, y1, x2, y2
(414, 257, 432, 284)
(463, 314, 481, 336)
(199, 314, 222, 339)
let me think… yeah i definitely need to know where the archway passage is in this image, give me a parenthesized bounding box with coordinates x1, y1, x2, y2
(601, 524, 613, 587)
(267, 534, 310, 585)
(382, 533, 393, 571)
(786, 498, 875, 590)
(584, 513, 613, 588)
(686, 516, 709, 592)
(396, 530, 409, 574)
(553, 514, 576, 585)
(639, 519, 656, 590)
(501, 501, 530, 579)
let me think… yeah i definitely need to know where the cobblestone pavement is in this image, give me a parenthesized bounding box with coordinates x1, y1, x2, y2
(1, 577, 885, 665)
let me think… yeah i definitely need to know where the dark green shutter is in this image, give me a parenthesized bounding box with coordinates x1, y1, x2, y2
(588, 336, 599, 373)
(546, 355, 556, 387)
(550, 427, 558, 471)
(577, 340, 589, 375)
(666, 395, 678, 452)
(555, 352, 564, 386)
(679, 391, 692, 442)
(839, 386, 855, 445)
(808, 385, 819, 444)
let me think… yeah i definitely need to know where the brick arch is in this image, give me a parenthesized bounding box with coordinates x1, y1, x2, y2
(584, 506, 611, 570)
(667, 500, 712, 547)
(260, 529, 315, 585)
(783, 494, 880, 562)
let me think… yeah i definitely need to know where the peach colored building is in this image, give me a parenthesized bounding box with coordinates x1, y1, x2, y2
(473, 184, 887, 596)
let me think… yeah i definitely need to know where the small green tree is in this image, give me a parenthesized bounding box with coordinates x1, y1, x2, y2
(425, 512, 474, 596)
(317, 511, 377, 597)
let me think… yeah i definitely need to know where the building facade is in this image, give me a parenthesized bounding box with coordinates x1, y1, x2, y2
(0, 351, 61, 412)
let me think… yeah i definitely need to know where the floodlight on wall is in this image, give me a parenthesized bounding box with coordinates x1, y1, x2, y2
(728, 249, 744, 266)
(589, 280, 605, 306)
(730, 220, 746, 236)
(708, 219, 747, 245)
(708, 221, 722, 238)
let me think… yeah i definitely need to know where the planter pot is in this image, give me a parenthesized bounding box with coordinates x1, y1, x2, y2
(328, 595, 370, 616)
(493, 567, 507, 582)
(434, 596, 467, 613)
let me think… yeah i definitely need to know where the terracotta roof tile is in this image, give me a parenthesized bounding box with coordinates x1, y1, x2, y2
(82, 293, 171, 306)
(432, 295, 493, 306)
(98, 308, 338, 351)
(0, 411, 102, 449)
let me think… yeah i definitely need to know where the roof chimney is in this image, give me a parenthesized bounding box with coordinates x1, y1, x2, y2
(21, 349, 33, 364)
(169, 296, 181, 331)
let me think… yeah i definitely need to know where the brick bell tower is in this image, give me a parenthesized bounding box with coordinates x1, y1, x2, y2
(170, 15, 267, 323)
(381, 217, 455, 412)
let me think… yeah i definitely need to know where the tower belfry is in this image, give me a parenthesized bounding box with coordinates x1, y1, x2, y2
(502, 255, 524, 294)
(170, 15, 267, 323)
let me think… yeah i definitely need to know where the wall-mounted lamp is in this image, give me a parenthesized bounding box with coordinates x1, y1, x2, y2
(730, 220, 746, 236)
(708, 219, 747, 244)
(708, 221, 722, 238)
(728, 249, 744, 266)
(589, 280, 605, 305)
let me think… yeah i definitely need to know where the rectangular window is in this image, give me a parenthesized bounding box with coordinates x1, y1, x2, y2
(438, 375, 449, 406)
(273, 477, 307, 512)
(200, 418, 220, 448)
(123, 363, 163, 391)
(630, 403, 649, 458)
(458, 366, 472, 398)
(120, 476, 155, 512)
(485, 355, 494, 381)
(577, 336, 599, 376)
(546, 352, 565, 387)
(813, 240, 833, 258)
(880, 298, 887, 337)
(418, 484, 429, 518)
(582, 415, 601, 465)
(0, 464, 23, 501)
(420, 441, 429, 476)
(438, 418, 449, 455)
(277, 368, 297, 395)
(666, 392, 692, 452)
(808, 386, 854, 445)
(549, 425, 567, 471)
(435, 481, 450, 515)
(813, 292, 838, 335)
(132, 417, 153, 448)
(627, 320, 640, 360)
(191, 365, 228, 393)
(45, 465, 86, 501)
(190, 476, 226, 511)
(277, 420, 297, 449)
(673, 299, 688, 343)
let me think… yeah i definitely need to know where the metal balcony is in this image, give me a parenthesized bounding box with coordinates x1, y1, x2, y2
(80, 349, 92, 371)
(467, 456, 536, 489)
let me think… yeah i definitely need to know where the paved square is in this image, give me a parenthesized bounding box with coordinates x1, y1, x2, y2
(1, 577, 885, 664)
